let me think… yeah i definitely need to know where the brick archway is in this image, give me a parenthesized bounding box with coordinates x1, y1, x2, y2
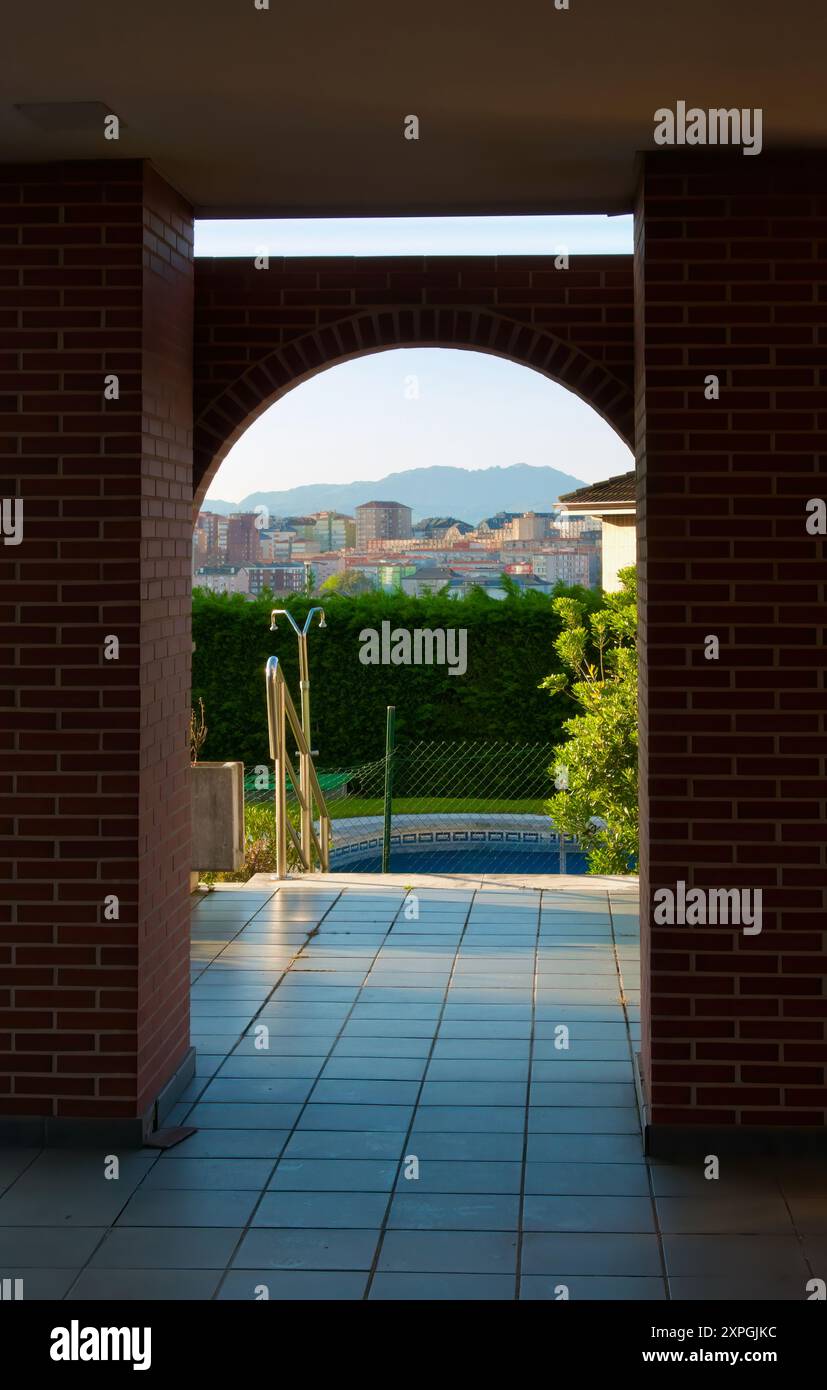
(193, 255, 635, 508)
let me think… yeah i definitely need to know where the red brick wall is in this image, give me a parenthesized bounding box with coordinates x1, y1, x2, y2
(193, 254, 635, 505)
(637, 152, 827, 1134)
(136, 167, 194, 1115)
(0, 160, 193, 1129)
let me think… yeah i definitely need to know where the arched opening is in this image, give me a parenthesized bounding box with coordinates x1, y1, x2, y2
(193, 342, 635, 880)
(193, 306, 635, 511)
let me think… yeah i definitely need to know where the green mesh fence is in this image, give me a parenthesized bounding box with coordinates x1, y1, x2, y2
(230, 739, 584, 879)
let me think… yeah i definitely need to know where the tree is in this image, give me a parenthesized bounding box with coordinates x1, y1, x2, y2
(319, 569, 374, 596)
(540, 566, 638, 874)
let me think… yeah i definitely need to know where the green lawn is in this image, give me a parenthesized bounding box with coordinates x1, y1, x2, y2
(315, 796, 545, 819)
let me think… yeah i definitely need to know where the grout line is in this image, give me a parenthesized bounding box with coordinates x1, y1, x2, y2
(211, 884, 404, 1299)
(608, 889, 668, 1301)
(362, 889, 478, 1300)
(514, 887, 542, 1301)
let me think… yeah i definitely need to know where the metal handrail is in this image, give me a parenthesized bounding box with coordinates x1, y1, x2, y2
(265, 656, 331, 876)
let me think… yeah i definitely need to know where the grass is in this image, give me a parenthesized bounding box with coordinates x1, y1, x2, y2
(324, 796, 547, 819)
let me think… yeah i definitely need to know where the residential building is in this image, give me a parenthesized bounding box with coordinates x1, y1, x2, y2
(557, 472, 636, 591)
(193, 565, 250, 594)
(225, 512, 263, 565)
(245, 563, 308, 595)
(400, 564, 457, 597)
(378, 562, 418, 591)
(356, 499, 413, 548)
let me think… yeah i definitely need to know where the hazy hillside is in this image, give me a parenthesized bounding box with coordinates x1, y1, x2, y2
(204, 462, 586, 524)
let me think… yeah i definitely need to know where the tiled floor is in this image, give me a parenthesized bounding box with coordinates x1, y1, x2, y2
(1, 873, 824, 1300)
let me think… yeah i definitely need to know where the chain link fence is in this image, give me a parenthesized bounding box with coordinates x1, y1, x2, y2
(231, 739, 586, 878)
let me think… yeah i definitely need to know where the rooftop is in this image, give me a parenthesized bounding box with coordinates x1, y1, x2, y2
(558, 472, 637, 514)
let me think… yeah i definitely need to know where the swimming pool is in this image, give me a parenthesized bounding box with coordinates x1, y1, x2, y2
(328, 813, 587, 875)
(343, 846, 589, 874)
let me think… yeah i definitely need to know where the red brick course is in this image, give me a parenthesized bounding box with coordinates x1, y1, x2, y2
(0, 161, 193, 1127)
(637, 152, 827, 1133)
(193, 254, 635, 505)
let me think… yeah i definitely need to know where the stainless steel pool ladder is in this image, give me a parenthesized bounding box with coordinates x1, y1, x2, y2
(265, 656, 331, 877)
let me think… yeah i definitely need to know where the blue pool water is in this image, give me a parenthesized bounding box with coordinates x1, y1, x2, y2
(338, 848, 590, 874)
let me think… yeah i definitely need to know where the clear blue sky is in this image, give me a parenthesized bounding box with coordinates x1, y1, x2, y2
(198, 216, 634, 505)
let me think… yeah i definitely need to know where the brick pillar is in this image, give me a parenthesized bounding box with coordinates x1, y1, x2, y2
(0, 161, 194, 1143)
(636, 151, 827, 1153)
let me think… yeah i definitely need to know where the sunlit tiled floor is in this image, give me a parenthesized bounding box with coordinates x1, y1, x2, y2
(0, 874, 824, 1300)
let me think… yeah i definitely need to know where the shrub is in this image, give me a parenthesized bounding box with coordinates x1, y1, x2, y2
(541, 567, 638, 874)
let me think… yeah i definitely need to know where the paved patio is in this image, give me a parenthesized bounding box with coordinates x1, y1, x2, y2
(0, 874, 824, 1300)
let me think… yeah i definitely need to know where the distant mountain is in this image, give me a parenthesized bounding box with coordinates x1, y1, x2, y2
(204, 463, 586, 524)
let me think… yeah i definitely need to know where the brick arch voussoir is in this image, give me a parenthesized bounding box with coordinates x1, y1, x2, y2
(193, 307, 633, 509)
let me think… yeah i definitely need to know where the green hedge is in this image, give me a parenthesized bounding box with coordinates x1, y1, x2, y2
(192, 583, 600, 767)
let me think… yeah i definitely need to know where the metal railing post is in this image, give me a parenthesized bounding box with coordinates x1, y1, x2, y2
(298, 630, 312, 865)
(274, 675, 289, 878)
(265, 653, 332, 876)
(381, 705, 396, 873)
(270, 606, 325, 871)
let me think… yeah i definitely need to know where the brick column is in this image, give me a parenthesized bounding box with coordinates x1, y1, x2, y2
(0, 161, 194, 1143)
(636, 151, 827, 1153)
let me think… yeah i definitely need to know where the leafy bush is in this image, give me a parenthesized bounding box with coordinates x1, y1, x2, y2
(192, 583, 600, 767)
(541, 567, 638, 874)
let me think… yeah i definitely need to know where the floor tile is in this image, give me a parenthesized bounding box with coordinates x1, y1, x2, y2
(369, 1272, 514, 1299)
(662, 1234, 810, 1279)
(0, 1267, 81, 1299)
(283, 1131, 407, 1161)
(377, 1229, 518, 1274)
(529, 1107, 640, 1134)
(141, 1159, 274, 1190)
(406, 1132, 524, 1161)
(218, 1270, 368, 1299)
(232, 1228, 379, 1270)
(648, 1160, 781, 1198)
(252, 1191, 388, 1228)
(309, 1079, 421, 1105)
(67, 1268, 221, 1300)
(785, 1195, 827, 1234)
(411, 1106, 524, 1133)
(89, 1227, 242, 1269)
(419, 1081, 527, 1106)
(297, 1104, 414, 1131)
(668, 1274, 810, 1301)
(198, 1078, 315, 1104)
(186, 1103, 302, 1129)
(116, 1189, 258, 1228)
(399, 1160, 522, 1193)
(655, 1195, 795, 1235)
(520, 1275, 665, 1300)
(269, 1159, 398, 1191)
(0, 1225, 105, 1267)
(0, 1149, 40, 1192)
(388, 1192, 519, 1230)
(320, 1058, 427, 1082)
(525, 1161, 649, 1196)
(156, 1129, 289, 1159)
(523, 1195, 656, 1233)
(521, 1233, 662, 1276)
